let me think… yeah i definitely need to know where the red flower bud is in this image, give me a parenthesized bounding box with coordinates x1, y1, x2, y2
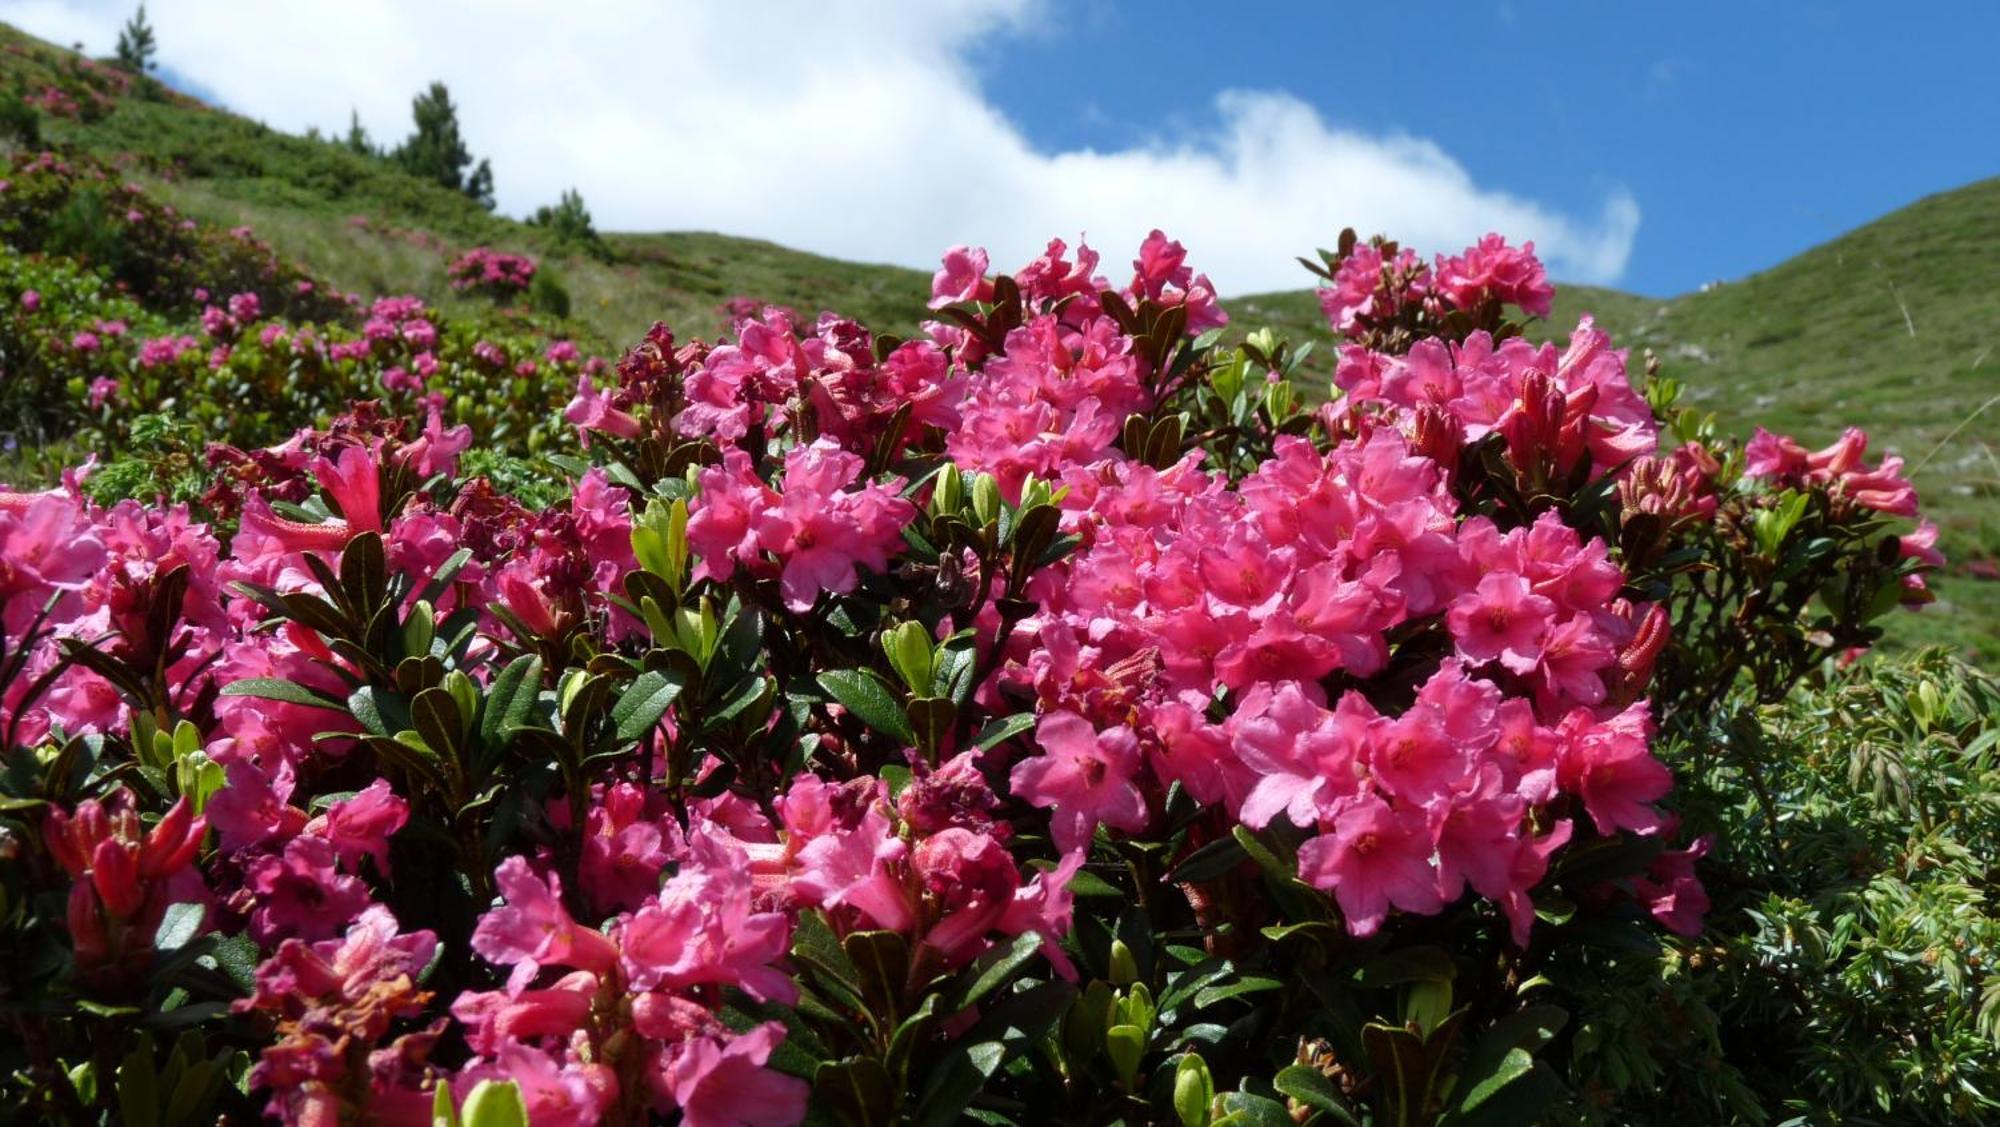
(90, 838, 144, 919)
(141, 797, 196, 878)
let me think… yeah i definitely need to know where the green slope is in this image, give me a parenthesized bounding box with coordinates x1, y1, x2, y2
(0, 23, 933, 349)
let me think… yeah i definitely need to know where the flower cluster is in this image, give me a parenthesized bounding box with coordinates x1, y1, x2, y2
(1744, 425, 1918, 516)
(0, 220, 1940, 1127)
(447, 246, 538, 298)
(1315, 230, 1549, 342)
(686, 440, 915, 611)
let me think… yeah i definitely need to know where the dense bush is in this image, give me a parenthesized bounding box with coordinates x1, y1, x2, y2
(0, 193, 1967, 1127)
(0, 148, 345, 322)
(0, 154, 611, 481)
(448, 246, 537, 300)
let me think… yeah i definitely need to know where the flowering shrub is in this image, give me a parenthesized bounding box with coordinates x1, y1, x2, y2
(448, 246, 538, 300)
(1, 248, 608, 480)
(0, 149, 347, 322)
(0, 221, 1942, 1126)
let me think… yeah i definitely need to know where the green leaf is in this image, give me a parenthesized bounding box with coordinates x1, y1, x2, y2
(479, 654, 543, 750)
(460, 1078, 528, 1127)
(153, 901, 205, 953)
(1175, 1053, 1217, 1127)
(414, 547, 475, 607)
(815, 1057, 896, 1127)
(1216, 1091, 1294, 1127)
(971, 712, 1037, 751)
(218, 678, 347, 711)
(1191, 975, 1283, 1011)
(817, 669, 914, 745)
(116, 1043, 160, 1127)
(1106, 1022, 1145, 1085)
(907, 697, 958, 756)
(612, 668, 686, 744)
(412, 687, 466, 764)
(1444, 1004, 1568, 1120)
(951, 930, 1044, 1011)
(914, 980, 1075, 1127)
(1274, 1065, 1360, 1125)
(842, 929, 911, 1015)
(932, 631, 980, 705)
(1353, 946, 1457, 989)
(1173, 835, 1249, 883)
(347, 685, 404, 737)
(432, 1078, 460, 1127)
(1440, 1060, 1563, 1127)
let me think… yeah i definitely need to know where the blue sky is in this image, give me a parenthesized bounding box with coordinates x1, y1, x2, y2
(968, 1, 2000, 295)
(3, 1, 1992, 297)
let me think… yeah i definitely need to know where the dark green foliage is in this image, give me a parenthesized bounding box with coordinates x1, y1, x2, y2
(112, 4, 156, 75)
(41, 185, 125, 275)
(530, 187, 610, 261)
(390, 82, 494, 209)
(1549, 652, 2000, 1124)
(0, 79, 38, 143)
(341, 108, 376, 158)
(528, 266, 571, 318)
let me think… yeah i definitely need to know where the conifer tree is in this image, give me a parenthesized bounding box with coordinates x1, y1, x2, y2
(113, 5, 157, 74)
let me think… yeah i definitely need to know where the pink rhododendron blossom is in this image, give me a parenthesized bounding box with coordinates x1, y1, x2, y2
(1433, 234, 1554, 317)
(655, 1023, 809, 1127)
(1296, 794, 1443, 937)
(1011, 711, 1148, 850)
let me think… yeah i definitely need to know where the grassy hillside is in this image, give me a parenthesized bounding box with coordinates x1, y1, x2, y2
(0, 23, 933, 349)
(3, 21, 1992, 660)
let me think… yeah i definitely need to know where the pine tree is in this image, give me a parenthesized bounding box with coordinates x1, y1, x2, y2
(113, 4, 157, 74)
(391, 82, 494, 209)
(531, 188, 610, 261)
(343, 110, 376, 158)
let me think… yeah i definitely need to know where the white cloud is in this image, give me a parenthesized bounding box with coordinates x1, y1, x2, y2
(0, 0, 1640, 293)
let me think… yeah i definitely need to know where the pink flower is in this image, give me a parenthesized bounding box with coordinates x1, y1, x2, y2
(19, 289, 40, 312)
(312, 444, 383, 533)
(472, 857, 618, 991)
(206, 757, 304, 851)
(685, 449, 776, 584)
(1557, 702, 1671, 836)
(455, 1041, 617, 1124)
(1434, 234, 1554, 317)
(1633, 835, 1712, 937)
(1744, 426, 1918, 516)
(655, 1023, 808, 1127)
(565, 374, 644, 441)
(1010, 712, 1148, 851)
(747, 440, 915, 612)
(86, 377, 118, 408)
(239, 835, 373, 943)
(998, 849, 1086, 979)
(929, 244, 992, 308)
(1448, 572, 1556, 675)
(786, 780, 916, 933)
(1495, 820, 1573, 946)
(579, 782, 682, 914)
(1296, 794, 1442, 937)
(1230, 682, 1366, 830)
(304, 778, 408, 872)
(619, 835, 797, 1004)
(911, 827, 1020, 967)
